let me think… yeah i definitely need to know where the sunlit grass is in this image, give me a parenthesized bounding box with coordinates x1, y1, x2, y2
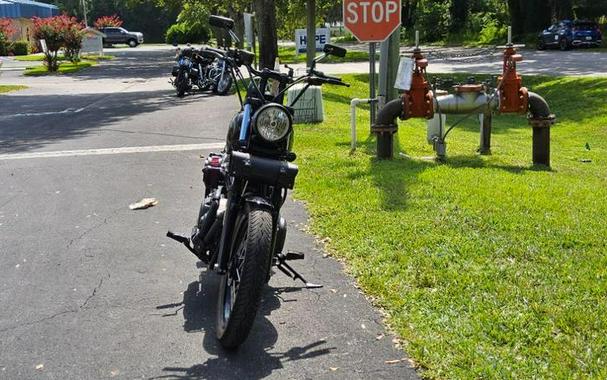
(24, 61, 95, 76)
(0, 85, 27, 94)
(292, 73, 607, 379)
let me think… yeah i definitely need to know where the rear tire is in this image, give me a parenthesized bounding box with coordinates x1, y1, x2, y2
(216, 204, 273, 349)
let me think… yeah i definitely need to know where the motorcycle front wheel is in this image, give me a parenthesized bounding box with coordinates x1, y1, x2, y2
(216, 203, 273, 349)
(176, 71, 189, 98)
(213, 72, 233, 96)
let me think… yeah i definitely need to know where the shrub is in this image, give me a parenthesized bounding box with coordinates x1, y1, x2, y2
(165, 22, 210, 45)
(63, 20, 85, 62)
(94, 15, 123, 29)
(32, 15, 68, 71)
(11, 40, 29, 56)
(0, 18, 16, 56)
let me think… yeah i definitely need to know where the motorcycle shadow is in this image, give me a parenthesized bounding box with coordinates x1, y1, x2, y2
(154, 271, 334, 379)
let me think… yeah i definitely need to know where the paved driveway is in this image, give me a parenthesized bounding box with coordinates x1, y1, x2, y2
(0, 48, 418, 379)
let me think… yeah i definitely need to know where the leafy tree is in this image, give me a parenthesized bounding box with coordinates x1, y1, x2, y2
(63, 17, 85, 62)
(94, 15, 124, 28)
(32, 16, 68, 71)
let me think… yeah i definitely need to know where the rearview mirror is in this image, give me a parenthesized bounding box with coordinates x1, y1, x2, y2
(209, 15, 235, 30)
(323, 44, 347, 58)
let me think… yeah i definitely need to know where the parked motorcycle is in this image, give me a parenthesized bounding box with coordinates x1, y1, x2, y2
(167, 15, 349, 348)
(171, 44, 233, 97)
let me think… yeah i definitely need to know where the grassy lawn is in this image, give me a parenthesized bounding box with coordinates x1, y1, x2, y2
(278, 46, 375, 64)
(0, 85, 27, 94)
(24, 61, 96, 76)
(292, 74, 607, 378)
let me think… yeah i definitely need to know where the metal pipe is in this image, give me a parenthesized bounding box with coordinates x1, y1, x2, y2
(528, 91, 555, 167)
(373, 98, 403, 159)
(479, 113, 492, 155)
(434, 92, 498, 115)
(350, 98, 372, 151)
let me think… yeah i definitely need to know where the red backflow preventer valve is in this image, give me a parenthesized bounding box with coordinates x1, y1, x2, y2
(498, 44, 529, 114)
(403, 49, 434, 119)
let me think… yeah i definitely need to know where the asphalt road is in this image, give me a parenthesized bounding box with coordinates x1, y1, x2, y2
(0, 48, 418, 379)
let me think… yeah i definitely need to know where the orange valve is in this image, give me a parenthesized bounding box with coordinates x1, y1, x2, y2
(403, 49, 434, 119)
(498, 45, 529, 114)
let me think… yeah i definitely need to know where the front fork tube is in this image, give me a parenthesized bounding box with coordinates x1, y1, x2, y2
(215, 192, 238, 274)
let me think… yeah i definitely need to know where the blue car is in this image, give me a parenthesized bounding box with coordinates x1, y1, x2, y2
(538, 20, 603, 50)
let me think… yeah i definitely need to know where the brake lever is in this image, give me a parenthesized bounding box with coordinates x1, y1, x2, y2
(284, 64, 294, 78)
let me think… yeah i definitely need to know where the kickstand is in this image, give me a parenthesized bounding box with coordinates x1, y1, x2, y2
(275, 255, 322, 289)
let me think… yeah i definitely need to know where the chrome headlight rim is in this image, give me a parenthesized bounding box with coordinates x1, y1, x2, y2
(252, 104, 293, 143)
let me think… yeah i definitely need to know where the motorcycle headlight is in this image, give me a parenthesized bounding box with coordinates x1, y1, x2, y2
(252, 104, 292, 143)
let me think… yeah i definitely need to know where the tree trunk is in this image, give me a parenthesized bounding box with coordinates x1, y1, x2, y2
(254, 0, 278, 69)
(402, 0, 418, 29)
(229, 6, 245, 49)
(449, 0, 469, 32)
(507, 0, 524, 37)
(522, 0, 551, 34)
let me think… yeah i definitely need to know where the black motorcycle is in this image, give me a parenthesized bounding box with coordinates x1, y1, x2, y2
(171, 46, 223, 97)
(167, 15, 349, 348)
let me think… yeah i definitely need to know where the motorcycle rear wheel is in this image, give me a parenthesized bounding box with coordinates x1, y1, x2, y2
(216, 203, 273, 349)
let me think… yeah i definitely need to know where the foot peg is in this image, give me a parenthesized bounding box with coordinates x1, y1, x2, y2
(274, 252, 322, 289)
(166, 230, 202, 260)
(277, 251, 305, 261)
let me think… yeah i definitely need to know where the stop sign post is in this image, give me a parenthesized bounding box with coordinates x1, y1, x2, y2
(343, 0, 402, 127)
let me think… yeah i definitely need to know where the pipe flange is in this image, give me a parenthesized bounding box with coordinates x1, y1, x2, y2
(371, 124, 398, 134)
(528, 114, 556, 128)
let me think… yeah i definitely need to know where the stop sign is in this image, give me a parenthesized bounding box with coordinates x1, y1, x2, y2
(343, 0, 402, 43)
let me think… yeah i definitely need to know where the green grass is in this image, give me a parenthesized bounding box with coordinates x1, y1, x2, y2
(278, 46, 375, 64)
(0, 85, 27, 94)
(291, 73, 607, 379)
(24, 61, 95, 76)
(13, 54, 63, 62)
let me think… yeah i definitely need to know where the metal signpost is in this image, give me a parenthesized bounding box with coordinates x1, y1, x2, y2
(343, 0, 402, 126)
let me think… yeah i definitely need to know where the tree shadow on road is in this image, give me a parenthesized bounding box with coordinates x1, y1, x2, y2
(0, 89, 228, 154)
(151, 275, 334, 380)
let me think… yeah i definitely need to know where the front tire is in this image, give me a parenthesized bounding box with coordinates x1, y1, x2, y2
(537, 40, 546, 50)
(128, 39, 138, 48)
(216, 204, 273, 349)
(176, 71, 188, 97)
(213, 72, 233, 96)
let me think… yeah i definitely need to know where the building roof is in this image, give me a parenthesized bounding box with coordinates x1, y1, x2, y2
(0, 0, 59, 19)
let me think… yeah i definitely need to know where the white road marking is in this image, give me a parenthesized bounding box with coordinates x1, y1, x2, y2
(0, 108, 85, 119)
(0, 143, 225, 160)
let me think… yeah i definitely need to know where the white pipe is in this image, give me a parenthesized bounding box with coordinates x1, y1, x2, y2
(350, 98, 372, 151)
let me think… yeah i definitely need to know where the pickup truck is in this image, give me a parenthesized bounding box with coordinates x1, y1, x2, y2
(99, 27, 144, 48)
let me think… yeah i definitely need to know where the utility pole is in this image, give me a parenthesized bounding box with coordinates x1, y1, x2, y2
(306, 0, 316, 68)
(379, 28, 400, 104)
(376, 27, 401, 158)
(81, 0, 88, 28)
